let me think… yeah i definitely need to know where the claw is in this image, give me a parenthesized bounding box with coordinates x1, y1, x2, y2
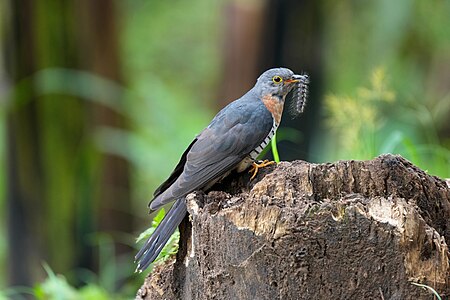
(249, 159, 276, 180)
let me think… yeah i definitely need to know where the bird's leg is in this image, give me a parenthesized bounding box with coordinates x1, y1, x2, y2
(249, 159, 276, 180)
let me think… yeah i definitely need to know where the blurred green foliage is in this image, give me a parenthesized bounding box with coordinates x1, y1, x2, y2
(1, 0, 224, 297)
(326, 68, 395, 159)
(136, 208, 179, 268)
(35, 264, 119, 300)
(1, 0, 449, 298)
(119, 0, 223, 201)
(318, 0, 450, 177)
(0, 264, 114, 300)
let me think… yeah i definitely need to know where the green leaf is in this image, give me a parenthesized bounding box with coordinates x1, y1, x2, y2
(271, 132, 280, 163)
(136, 208, 165, 243)
(136, 207, 180, 267)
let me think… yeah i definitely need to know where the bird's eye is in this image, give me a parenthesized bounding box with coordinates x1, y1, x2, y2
(272, 76, 283, 84)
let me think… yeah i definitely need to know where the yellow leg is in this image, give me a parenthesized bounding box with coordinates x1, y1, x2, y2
(249, 159, 276, 180)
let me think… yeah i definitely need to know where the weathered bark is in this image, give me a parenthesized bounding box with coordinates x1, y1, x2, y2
(136, 154, 450, 300)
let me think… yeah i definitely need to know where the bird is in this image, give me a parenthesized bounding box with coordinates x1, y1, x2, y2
(135, 67, 309, 272)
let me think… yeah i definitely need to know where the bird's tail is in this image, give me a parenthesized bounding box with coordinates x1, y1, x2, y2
(135, 198, 187, 272)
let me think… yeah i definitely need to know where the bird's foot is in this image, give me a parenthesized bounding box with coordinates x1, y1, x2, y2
(249, 159, 276, 180)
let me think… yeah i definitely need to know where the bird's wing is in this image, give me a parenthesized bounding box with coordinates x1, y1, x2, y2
(149, 98, 273, 210)
(152, 137, 197, 199)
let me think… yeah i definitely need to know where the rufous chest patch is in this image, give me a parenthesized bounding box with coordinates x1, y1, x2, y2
(261, 95, 284, 125)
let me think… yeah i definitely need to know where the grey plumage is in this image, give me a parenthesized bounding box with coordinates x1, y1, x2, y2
(135, 68, 308, 272)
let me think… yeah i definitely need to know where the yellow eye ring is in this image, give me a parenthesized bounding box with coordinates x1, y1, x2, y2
(272, 75, 283, 84)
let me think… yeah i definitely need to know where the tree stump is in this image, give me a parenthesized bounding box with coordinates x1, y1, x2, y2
(136, 154, 450, 300)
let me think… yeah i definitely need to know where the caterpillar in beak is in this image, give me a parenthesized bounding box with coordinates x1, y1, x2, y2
(289, 74, 309, 117)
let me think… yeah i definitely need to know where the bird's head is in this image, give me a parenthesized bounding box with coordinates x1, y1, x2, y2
(254, 68, 308, 100)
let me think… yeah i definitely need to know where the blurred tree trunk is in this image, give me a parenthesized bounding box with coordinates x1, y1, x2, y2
(77, 0, 133, 264)
(5, 0, 53, 286)
(4, 0, 131, 287)
(218, 1, 267, 107)
(219, 0, 323, 162)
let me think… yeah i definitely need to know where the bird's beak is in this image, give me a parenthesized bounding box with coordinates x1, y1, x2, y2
(285, 74, 309, 84)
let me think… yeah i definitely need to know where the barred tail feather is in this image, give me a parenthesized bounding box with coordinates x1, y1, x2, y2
(135, 198, 187, 272)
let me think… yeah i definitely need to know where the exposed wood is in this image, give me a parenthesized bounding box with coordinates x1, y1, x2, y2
(136, 154, 450, 299)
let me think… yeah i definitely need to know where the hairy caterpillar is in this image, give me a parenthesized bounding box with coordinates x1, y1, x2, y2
(289, 74, 309, 117)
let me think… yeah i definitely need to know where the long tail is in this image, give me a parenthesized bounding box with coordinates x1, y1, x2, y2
(135, 198, 187, 272)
